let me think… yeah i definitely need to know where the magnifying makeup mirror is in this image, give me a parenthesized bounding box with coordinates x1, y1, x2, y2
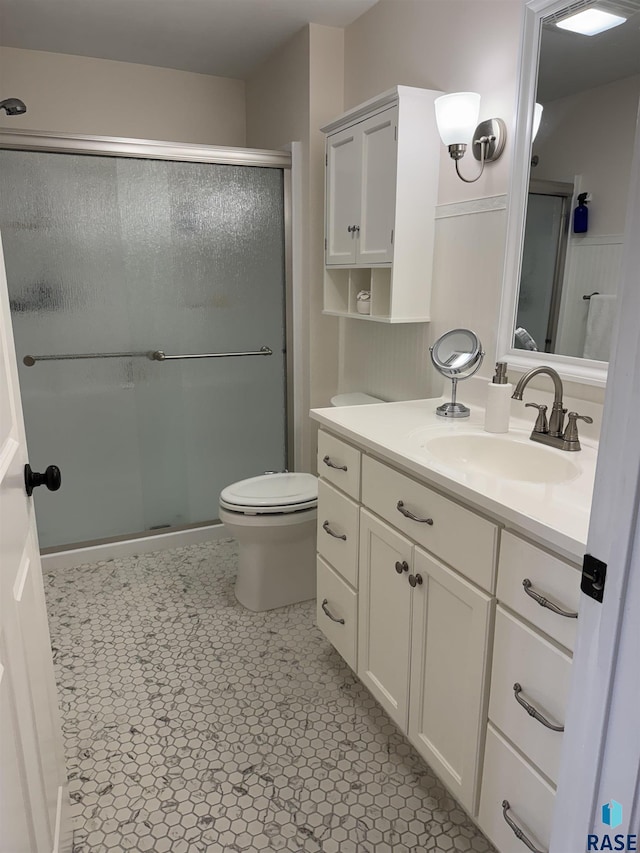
(429, 329, 484, 418)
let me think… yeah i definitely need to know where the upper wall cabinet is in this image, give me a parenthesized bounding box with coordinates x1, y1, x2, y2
(326, 108, 398, 266)
(321, 86, 442, 323)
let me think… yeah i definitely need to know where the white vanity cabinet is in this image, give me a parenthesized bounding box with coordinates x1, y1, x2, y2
(479, 532, 581, 853)
(321, 86, 441, 322)
(315, 428, 497, 815)
(358, 510, 414, 729)
(310, 405, 590, 853)
(357, 505, 494, 814)
(315, 433, 362, 673)
(409, 547, 493, 813)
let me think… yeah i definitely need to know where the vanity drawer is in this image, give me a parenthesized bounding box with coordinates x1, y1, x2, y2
(498, 532, 579, 651)
(317, 556, 357, 670)
(361, 455, 497, 591)
(490, 606, 570, 785)
(317, 480, 359, 588)
(479, 724, 555, 853)
(318, 431, 361, 499)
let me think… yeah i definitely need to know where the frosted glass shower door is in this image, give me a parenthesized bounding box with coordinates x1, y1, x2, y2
(0, 150, 287, 549)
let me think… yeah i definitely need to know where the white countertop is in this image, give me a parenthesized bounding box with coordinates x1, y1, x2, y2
(310, 398, 597, 562)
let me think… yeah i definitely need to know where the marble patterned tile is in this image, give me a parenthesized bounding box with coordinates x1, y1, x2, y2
(44, 539, 495, 853)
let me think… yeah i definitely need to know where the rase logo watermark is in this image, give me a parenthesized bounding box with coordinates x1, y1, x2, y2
(587, 800, 638, 851)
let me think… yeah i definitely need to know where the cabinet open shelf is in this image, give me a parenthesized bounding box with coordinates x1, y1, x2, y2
(323, 267, 429, 323)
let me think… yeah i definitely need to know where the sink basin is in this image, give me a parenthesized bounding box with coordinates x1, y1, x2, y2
(420, 433, 581, 484)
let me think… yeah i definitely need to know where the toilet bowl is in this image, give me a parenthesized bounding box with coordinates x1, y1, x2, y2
(221, 394, 384, 612)
(219, 472, 318, 612)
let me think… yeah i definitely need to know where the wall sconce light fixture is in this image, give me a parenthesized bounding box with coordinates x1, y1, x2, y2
(532, 103, 543, 141)
(435, 92, 506, 184)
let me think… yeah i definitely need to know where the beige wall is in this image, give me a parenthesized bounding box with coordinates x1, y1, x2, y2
(0, 47, 246, 145)
(337, 0, 524, 401)
(536, 74, 640, 236)
(246, 24, 344, 472)
(344, 0, 522, 205)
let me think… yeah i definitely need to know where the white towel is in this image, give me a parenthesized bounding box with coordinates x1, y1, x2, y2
(583, 294, 616, 361)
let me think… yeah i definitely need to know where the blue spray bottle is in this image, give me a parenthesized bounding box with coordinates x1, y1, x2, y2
(573, 192, 589, 233)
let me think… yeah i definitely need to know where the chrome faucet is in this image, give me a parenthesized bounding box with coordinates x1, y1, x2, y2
(512, 366, 593, 451)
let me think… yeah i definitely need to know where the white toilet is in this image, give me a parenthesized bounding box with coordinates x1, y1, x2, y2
(220, 392, 384, 612)
(219, 472, 318, 612)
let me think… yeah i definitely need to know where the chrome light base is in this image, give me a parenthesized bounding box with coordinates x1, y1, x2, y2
(447, 143, 467, 161)
(472, 118, 507, 162)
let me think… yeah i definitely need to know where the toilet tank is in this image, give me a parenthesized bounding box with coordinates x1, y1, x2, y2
(330, 392, 385, 407)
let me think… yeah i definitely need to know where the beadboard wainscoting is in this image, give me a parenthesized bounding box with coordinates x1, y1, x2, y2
(556, 234, 623, 359)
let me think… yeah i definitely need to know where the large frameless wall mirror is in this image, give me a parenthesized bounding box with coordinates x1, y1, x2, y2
(497, 0, 640, 386)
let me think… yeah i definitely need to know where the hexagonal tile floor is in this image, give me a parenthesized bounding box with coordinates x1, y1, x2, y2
(45, 538, 496, 853)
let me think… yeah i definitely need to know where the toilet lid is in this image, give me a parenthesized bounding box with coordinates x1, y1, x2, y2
(220, 473, 318, 514)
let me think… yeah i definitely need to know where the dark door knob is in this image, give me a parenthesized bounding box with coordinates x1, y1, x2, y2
(24, 464, 61, 497)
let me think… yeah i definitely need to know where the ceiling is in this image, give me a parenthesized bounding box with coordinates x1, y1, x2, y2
(538, 0, 640, 101)
(0, 0, 379, 78)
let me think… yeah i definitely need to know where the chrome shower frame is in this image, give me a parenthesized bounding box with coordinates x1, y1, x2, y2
(0, 128, 297, 471)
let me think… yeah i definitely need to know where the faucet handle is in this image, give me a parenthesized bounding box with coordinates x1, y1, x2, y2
(563, 411, 594, 451)
(525, 402, 549, 434)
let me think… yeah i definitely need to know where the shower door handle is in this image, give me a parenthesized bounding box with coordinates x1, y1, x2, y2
(24, 464, 62, 497)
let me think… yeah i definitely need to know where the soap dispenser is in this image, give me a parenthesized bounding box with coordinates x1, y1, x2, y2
(485, 362, 513, 433)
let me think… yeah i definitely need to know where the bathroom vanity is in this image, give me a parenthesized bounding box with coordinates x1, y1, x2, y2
(310, 400, 595, 853)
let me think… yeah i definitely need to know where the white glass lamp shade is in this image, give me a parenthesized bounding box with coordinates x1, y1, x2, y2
(532, 103, 543, 141)
(434, 92, 481, 146)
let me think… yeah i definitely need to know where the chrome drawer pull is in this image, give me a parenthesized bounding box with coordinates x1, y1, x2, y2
(502, 801, 546, 853)
(397, 500, 433, 525)
(323, 455, 347, 472)
(522, 579, 578, 619)
(513, 683, 564, 732)
(323, 520, 347, 541)
(321, 599, 345, 624)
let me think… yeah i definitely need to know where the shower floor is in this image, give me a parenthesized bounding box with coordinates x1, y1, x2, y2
(45, 539, 495, 853)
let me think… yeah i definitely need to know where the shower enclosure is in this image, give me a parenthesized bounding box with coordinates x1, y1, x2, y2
(0, 135, 292, 550)
(516, 179, 573, 353)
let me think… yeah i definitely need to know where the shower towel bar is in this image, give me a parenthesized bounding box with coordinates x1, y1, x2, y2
(23, 346, 273, 366)
(151, 347, 272, 361)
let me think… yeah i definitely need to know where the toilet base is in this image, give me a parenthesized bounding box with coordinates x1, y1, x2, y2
(220, 507, 317, 612)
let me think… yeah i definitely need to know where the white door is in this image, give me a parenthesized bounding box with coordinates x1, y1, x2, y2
(0, 231, 70, 853)
(358, 107, 398, 265)
(409, 547, 492, 815)
(358, 509, 413, 729)
(325, 126, 360, 265)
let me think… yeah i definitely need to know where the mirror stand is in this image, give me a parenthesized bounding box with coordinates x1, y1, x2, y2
(430, 329, 485, 418)
(437, 379, 472, 419)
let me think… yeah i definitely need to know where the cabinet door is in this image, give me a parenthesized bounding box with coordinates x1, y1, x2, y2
(358, 107, 397, 265)
(409, 547, 493, 815)
(358, 510, 413, 729)
(325, 127, 360, 265)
